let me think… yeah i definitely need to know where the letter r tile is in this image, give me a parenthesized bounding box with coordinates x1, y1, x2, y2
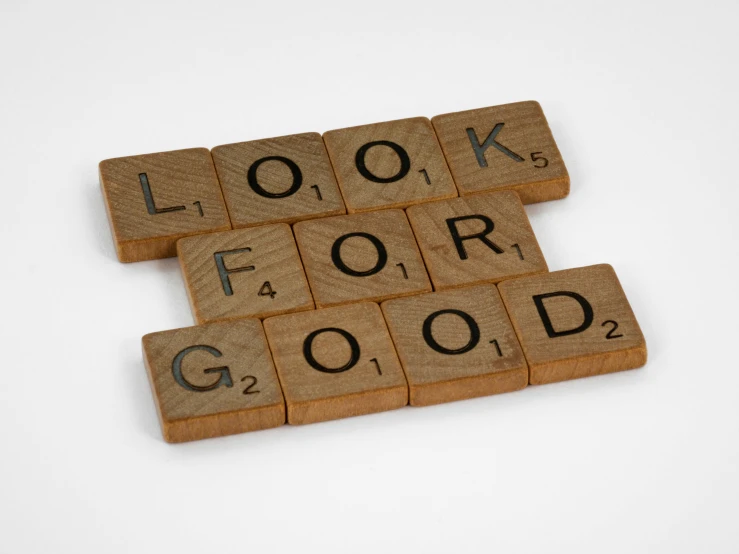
(142, 319, 285, 443)
(498, 264, 647, 385)
(406, 191, 548, 290)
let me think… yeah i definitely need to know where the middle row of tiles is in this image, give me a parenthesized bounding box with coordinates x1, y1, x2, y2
(178, 190, 547, 324)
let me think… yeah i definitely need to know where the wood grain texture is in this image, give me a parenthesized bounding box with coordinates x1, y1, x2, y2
(293, 209, 432, 308)
(406, 191, 548, 290)
(432, 101, 569, 204)
(323, 117, 458, 213)
(142, 319, 285, 443)
(263, 303, 407, 425)
(99, 148, 232, 262)
(177, 224, 314, 324)
(381, 284, 527, 406)
(212, 133, 346, 228)
(498, 264, 647, 385)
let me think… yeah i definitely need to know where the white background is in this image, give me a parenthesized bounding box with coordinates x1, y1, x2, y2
(1, 1, 738, 552)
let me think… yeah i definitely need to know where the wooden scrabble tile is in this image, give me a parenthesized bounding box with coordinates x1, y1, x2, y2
(177, 224, 314, 324)
(323, 117, 458, 213)
(498, 264, 647, 385)
(100, 148, 231, 262)
(142, 319, 285, 443)
(381, 284, 527, 406)
(212, 133, 346, 228)
(293, 210, 432, 308)
(406, 191, 548, 290)
(432, 101, 569, 204)
(263, 303, 408, 424)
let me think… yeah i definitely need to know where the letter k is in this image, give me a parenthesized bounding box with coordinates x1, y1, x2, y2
(466, 123, 525, 167)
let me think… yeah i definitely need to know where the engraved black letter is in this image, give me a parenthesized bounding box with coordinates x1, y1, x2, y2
(331, 232, 388, 276)
(247, 156, 303, 199)
(172, 345, 233, 392)
(214, 248, 255, 296)
(422, 309, 481, 355)
(466, 124, 524, 166)
(303, 328, 361, 373)
(533, 291, 594, 338)
(139, 173, 186, 215)
(446, 215, 503, 260)
(355, 140, 411, 183)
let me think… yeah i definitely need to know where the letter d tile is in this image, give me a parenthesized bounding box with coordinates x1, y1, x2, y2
(498, 264, 647, 384)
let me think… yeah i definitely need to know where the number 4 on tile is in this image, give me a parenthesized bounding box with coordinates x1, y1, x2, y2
(259, 281, 277, 299)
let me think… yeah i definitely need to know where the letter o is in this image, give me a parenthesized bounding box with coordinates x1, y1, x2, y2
(355, 140, 411, 183)
(331, 232, 388, 277)
(247, 156, 303, 199)
(422, 309, 481, 355)
(303, 328, 361, 373)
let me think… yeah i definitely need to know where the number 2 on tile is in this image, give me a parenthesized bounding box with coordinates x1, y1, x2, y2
(241, 375, 260, 395)
(602, 320, 623, 339)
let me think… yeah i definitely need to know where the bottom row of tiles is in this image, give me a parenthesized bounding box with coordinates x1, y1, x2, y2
(143, 263, 647, 443)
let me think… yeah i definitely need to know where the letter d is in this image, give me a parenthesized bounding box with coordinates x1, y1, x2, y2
(533, 291, 594, 338)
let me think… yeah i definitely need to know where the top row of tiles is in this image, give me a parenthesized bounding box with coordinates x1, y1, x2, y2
(100, 101, 569, 262)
